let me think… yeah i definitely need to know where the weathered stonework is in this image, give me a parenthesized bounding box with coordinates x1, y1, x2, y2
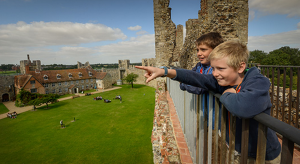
(20, 54, 41, 74)
(0, 75, 15, 102)
(154, 0, 248, 69)
(152, 79, 180, 164)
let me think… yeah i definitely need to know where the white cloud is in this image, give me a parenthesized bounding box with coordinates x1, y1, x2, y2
(248, 27, 300, 52)
(0, 21, 127, 48)
(96, 34, 155, 63)
(0, 21, 130, 64)
(128, 25, 142, 31)
(249, 0, 300, 17)
(136, 30, 148, 35)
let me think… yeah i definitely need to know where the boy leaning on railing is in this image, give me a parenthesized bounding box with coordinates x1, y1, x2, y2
(136, 40, 281, 163)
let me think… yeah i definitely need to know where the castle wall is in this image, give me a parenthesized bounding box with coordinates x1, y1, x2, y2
(0, 75, 15, 102)
(154, 0, 248, 69)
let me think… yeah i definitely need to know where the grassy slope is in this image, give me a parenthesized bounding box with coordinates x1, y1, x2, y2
(0, 84, 155, 164)
(0, 103, 9, 114)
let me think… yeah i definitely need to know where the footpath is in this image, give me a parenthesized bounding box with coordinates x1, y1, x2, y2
(0, 86, 121, 120)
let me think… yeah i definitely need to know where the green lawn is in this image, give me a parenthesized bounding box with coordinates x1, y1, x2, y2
(0, 103, 9, 114)
(0, 84, 155, 164)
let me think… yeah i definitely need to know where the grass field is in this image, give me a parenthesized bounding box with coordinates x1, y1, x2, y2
(0, 103, 9, 115)
(0, 84, 155, 164)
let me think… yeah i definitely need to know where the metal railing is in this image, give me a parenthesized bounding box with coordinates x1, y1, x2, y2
(258, 65, 300, 129)
(166, 78, 300, 164)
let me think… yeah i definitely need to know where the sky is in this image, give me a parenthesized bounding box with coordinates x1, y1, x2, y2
(0, 0, 299, 65)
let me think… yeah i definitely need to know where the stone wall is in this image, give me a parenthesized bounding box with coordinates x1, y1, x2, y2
(0, 75, 15, 102)
(153, 0, 248, 69)
(152, 79, 180, 163)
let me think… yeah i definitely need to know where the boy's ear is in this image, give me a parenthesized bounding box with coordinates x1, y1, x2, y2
(237, 62, 246, 74)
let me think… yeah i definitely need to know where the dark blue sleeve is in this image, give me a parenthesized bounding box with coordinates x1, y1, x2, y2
(220, 76, 271, 118)
(174, 69, 220, 93)
(180, 83, 207, 94)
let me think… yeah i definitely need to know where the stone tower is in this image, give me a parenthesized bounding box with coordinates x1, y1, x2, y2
(20, 54, 42, 74)
(153, 0, 249, 69)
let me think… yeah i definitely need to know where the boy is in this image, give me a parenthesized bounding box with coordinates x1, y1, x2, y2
(180, 32, 223, 94)
(136, 40, 281, 163)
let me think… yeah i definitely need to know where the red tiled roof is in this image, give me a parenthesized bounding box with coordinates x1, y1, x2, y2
(26, 68, 98, 83)
(14, 74, 31, 89)
(96, 72, 107, 80)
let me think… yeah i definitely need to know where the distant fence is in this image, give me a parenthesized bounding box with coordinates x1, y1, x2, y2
(166, 78, 300, 164)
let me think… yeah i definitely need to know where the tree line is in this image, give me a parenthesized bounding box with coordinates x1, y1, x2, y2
(249, 46, 300, 66)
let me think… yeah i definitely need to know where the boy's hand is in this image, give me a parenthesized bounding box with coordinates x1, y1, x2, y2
(223, 88, 236, 94)
(135, 66, 164, 83)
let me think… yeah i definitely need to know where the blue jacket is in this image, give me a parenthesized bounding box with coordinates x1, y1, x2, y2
(173, 67, 281, 160)
(179, 62, 212, 94)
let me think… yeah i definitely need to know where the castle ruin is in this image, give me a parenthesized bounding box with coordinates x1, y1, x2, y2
(153, 0, 248, 69)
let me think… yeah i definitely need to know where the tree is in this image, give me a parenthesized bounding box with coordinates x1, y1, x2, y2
(28, 94, 44, 110)
(123, 73, 139, 88)
(249, 50, 267, 64)
(261, 49, 291, 65)
(16, 89, 32, 106)
(42, 94, 59, 108)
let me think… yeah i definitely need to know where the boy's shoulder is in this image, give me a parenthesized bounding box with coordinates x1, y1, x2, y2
(243, 67, 270, 87)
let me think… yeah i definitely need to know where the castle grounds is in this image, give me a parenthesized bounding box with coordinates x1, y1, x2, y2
(0, 84, 155, 164)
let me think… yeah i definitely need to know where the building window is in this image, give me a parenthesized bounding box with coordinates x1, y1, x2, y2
(52, 83, 55, 87)
(91, 84, 93, 88)
(90, 79, 93, 82)
(86, 79, 89, 82)
(76, 80, 79, 84)
(43, 83, 48, 88)
(58, 82, 61, 86)
(57, 74, 61, 79)
(69, 73, 72, 78)
(99, 83, 101, 86)
(59, 89, 62, 93)
(81, 80, 84, 83)
(31, 88, 37, 93)
(44, 75, 48, 80)
(89, 71, 92, 76)
(86, 85, 89, 89)
(65, 88, 68, 92)
(30, 80, 35, 84)
(52, 89, 55, 94)
(65, 81, 68, 85)
(46, 90, 49, 94)
(71, 81, 73, 84)
(79, 72, 82, 77)
(82, 85, 84, 89)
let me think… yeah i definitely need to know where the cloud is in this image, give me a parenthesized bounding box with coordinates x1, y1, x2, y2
(248, 27, 300, 52)
(96, 34, 155, 63)
(136, 30, 148, 35)
(0, 21, 127, 48)
(249, 0, 300, 17)
(128, 25, 142, 31)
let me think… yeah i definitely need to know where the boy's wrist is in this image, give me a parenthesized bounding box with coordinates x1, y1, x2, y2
(159, 66, 168, 77)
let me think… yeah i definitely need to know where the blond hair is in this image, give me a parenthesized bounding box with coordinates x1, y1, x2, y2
(208, 40, 249, 70)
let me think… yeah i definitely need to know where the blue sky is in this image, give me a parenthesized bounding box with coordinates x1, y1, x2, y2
(0, 0, 299, 65)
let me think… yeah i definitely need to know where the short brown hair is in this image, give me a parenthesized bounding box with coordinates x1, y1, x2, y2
(195, 32, 224, 49)
(208, 40, 249, 70)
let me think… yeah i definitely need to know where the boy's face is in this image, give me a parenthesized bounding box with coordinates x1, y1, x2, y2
(196, 44, 213, 65)
(211, 57, 245, 86)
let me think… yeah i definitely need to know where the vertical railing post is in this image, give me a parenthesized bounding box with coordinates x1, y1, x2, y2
(220, 106, 227, 164)
(281, 137, 294, 164)
(271, 67, 275, 117)
(213, 97, 220, 164)
(288, 68, 293, 125)
(282, 67, 286, 123)
(256, 123, 267, 163)
(241, 119, 249, 164)
(276, 67, 280, 119)
(297, 68, 300, 128)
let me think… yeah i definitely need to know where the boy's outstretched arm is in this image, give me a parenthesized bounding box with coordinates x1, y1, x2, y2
(135, 66, 176, 83)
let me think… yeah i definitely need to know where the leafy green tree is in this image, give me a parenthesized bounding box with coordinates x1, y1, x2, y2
(249, 50, 267, 64)
(42, 94, 59, 108)
(123, 73, 139, 88)
(261, 49, 291, 65)
(28, 94, 44, 110)
(16, 89, 32, 105)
